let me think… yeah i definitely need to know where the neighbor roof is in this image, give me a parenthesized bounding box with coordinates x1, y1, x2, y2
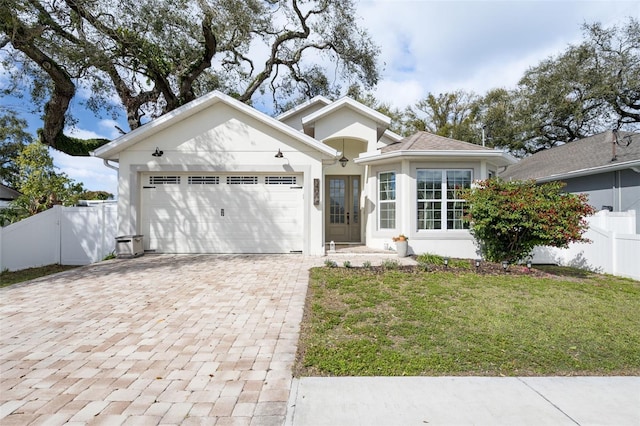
(355, 131, 517, 166)
(500, 131, 640, 182)
(91, 91, 338, 160)
(0, 183, 21, 201)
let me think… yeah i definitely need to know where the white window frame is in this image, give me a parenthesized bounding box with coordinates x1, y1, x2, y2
(378, 171, 396, 230)
(417, 169, 472, 231)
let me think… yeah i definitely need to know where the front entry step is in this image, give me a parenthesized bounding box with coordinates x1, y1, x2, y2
(325, 244, 396, 255)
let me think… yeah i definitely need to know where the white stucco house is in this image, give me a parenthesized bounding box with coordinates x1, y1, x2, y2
(91, 91, 516, 257)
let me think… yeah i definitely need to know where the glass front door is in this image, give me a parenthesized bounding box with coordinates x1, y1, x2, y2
(325, 175, 361, 243)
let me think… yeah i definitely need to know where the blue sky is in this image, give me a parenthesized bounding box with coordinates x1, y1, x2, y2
(3, 0, 639, 197)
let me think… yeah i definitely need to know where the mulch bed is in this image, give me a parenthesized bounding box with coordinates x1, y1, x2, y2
(363, 259, 553, 278)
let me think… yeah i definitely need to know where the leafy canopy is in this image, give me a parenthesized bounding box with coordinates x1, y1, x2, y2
(1, 0, 380, 155)
(350, 18, 639, 157)
(0, 110, 33, 188)
(462, 179, 595, 263)
(11, 142, 84, 219)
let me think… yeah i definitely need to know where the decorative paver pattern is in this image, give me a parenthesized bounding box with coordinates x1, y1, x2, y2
(1, 254, 325, 425)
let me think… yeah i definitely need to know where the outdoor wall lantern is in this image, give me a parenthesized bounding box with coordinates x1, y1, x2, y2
(275, 149, 284, 158)
(151, 147, 163, 157)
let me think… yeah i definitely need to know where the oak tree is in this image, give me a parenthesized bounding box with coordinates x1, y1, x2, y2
(1, 0, 380, 155)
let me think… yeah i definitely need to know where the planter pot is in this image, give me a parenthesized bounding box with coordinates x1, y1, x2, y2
(396, 240, 408, 257)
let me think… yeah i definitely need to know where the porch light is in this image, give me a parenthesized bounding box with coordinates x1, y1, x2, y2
(275, 149, 284, 158)
(151, 147, 163, 157)
(339, 139, 348, 167)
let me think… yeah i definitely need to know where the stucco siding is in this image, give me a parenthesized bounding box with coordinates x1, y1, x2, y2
(363, 160, 497, 258)
(313, 108, 378, 147)
(115, 102, 328, 255)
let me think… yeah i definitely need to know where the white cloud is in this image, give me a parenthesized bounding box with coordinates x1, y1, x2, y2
(358, 0, 640, 99)
(374, 79, 425, 109)
(50, 149, 118, 195)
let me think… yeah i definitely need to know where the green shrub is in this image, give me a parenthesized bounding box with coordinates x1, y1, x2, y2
(462, 179, 594, 263)
(380, 259, 400, 270)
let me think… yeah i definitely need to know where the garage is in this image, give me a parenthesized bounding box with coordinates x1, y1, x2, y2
(141, 173, 304, 253)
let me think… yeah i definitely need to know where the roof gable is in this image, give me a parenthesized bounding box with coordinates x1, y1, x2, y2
(301, 97, 391, 140)
(275, 95, 332, 122)
(91, 91, 337, 160)
(500, 131, 640, 181)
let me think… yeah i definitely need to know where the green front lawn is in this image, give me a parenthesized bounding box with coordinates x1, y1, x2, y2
(0, 264, 80, 288)
(295, 265, 640, 377)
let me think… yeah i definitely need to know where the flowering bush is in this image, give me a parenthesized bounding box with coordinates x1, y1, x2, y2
(392, 234, 408, 242)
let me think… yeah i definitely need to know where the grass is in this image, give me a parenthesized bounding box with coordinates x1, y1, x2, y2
(0, 264, 80, 288)
(295, 265, 640, 377)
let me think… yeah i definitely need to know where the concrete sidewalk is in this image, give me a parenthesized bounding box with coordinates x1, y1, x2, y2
(286, 376, 640, 425)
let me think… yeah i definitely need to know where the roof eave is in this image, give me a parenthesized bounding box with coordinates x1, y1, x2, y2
(275, 95, 332, 122)
(90, 91, 338, 159)
(300, 97, 391, 139)
(533, 159, 640, 182)
(354, 150, 517, 166)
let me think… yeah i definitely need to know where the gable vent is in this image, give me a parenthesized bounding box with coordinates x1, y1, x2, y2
(150, 176, 180, 184)
(227, 176, 258, 185)
(188, 176, 219, 185)
(265, 176, 297, 185)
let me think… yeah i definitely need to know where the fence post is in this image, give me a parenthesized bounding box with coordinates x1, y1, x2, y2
(611, 231, 617, 276)
(55, 205, 62, 265)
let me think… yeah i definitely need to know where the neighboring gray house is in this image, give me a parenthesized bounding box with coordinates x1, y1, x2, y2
(500, 130, 640, 233)
(0, 183, 21, 209)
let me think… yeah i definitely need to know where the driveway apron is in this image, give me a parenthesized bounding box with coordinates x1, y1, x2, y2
(0, 254, 319, 426)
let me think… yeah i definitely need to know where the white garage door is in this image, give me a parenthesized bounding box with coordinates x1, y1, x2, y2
(141, 173, 303, 253)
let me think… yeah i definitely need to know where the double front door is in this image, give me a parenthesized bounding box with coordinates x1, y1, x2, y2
(326, 175, 361, 243)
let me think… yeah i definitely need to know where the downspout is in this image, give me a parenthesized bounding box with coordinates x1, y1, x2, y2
(103, 159, 119, 171)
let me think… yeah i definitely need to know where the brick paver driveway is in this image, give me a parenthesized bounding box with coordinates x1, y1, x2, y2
(1, 254, 321, 425)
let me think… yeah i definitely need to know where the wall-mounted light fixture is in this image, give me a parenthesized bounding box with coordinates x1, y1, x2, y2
(152, 147, 163, 157)
(275, 149, 284, 158)
(339, 139, 349, 168)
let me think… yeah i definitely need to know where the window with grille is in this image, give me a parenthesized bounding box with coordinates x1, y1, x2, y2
(378, 172, 396, 229)
(149, 176, 180, 184)
(265, 176, 297, 185)
(188, 176, 219, 184)
(226, 176, 258, 184)
(417, 170, 471, 230)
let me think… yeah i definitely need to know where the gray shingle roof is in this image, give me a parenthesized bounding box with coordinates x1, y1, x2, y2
(382, 131, 494, 153)
(500, 131, 640, 181)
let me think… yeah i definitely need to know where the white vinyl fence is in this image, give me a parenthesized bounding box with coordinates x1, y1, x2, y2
(532, 210, 640, 281)
(0, 203, 117, 272)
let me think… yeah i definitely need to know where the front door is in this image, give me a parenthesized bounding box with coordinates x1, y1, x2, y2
(326, 175, 361, 243)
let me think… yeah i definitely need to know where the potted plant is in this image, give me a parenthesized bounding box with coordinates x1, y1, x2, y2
(392, 234, 409, 257)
